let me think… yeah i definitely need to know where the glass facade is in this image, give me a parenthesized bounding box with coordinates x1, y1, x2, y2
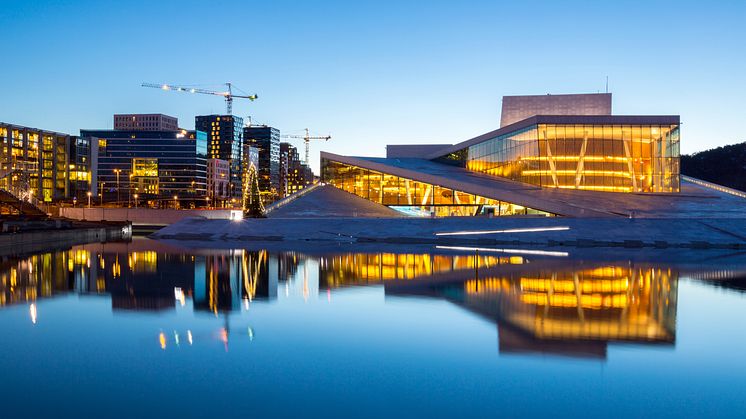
(244, 126, 281, 202)
(1, 123, 71, 202)
(321, 158, 554, 217)
(442, 123, 680, 193)
(196, 115, 244, 200)
(82, 129, 207, 207)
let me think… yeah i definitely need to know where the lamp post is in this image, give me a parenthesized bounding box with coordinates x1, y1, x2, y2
(133, 193, 138, 209)
(87, 191, 92, 208)
(173, 195, 178, 210)
(113, 169, 121, 205)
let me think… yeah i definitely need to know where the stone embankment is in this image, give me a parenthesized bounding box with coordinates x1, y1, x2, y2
(0, 220, 131, 256)
(151, 216, 746, 250)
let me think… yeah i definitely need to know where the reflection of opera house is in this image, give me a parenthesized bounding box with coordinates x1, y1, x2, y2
(383, 262, 678, 359)
(321, 93, 745, 218)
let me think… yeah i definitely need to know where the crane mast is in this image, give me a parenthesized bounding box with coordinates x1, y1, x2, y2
(281, 128, 331, 165)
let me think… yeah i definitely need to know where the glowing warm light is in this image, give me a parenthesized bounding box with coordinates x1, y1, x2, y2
(436, 226, 569, 236)
(159, 332, 167, 350)
(174, 287, 185, 306)
(436, 245, 568, 257)
(220, 327, 229, 351)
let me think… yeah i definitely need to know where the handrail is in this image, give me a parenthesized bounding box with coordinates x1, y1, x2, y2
(682, 175, 746, 199)
(264, 182, 322, 214)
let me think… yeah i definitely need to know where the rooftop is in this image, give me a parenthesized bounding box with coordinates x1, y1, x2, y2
(321, 151, 746, 218)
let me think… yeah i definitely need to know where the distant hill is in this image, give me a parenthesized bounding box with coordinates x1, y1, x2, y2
(681, 142, 746, 191)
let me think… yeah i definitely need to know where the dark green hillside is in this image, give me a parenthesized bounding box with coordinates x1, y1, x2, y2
(681, 142, 746, 191)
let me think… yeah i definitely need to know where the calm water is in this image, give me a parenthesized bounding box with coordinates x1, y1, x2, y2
(1, 238, 746, 418)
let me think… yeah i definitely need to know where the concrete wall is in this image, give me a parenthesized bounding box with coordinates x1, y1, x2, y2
(500, 93, 612, 127)
(0, 225, 131, 256)
(60, 207, 243, 225)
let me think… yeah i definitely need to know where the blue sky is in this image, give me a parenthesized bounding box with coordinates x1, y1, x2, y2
(1, 0, 744, 173)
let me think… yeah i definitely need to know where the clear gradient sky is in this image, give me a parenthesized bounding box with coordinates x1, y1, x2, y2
(1, 0, 744, 173)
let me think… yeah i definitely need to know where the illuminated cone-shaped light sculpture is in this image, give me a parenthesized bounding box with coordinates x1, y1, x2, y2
(243, 165, 265, 218)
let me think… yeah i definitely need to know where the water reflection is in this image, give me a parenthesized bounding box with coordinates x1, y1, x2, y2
(386, 265, 677, 359)
(2, 240, 746, 358)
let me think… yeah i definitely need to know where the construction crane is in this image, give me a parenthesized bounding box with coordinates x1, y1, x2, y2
(281, 128, 331, 165)
(141, 82, 258, 115)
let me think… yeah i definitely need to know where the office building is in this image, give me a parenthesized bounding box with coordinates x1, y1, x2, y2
(206, 158, 230, 207)
(279, 142, 314, 196)
(114, 114, 179, 131)
(68, 136, 96, 202)
(244, 125, 280, 201)
(195, 115, 244, 200)
(0, 123, 72, 202)
(80, 127, 207, 207)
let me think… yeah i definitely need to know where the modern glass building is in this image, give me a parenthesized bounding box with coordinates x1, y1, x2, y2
(0, 123, 71, 202)
(80, 129, 207, 207)
(321, 112, 681, 217)
(195, 115, 244, 200)
(435, 116, 680, 193)
(244, 125, 280, 201)
(322, 158, 552, 217)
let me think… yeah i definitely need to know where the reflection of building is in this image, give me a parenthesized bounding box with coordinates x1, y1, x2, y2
(193, 250, 281, 314)
(322, 93, 685, 218)
(318, 252, 524, 288)
(81, 127, 208, 206)
(387, 264, 678, 359)
(196, 115, 244, 200)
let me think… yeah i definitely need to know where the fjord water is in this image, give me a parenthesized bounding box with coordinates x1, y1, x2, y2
(1, 239, 746, 418)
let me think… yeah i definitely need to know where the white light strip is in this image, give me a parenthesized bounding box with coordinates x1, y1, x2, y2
(435, 226, 570, 236)
(436, 245, 569, 257)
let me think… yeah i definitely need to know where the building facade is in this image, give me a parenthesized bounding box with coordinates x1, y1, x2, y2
(195, 115, 244, 200)
(68, 136, 96, 202)
(114, 114, 179, 131)
(0, 123, 72, 202)
(321, 95, 681, 217)
(244, 126, 280, 201)
(81, 128, 207, 207)
(206, 158, 230, 207)
(500, 93, 612, 127)
(435, 115, 680, 193)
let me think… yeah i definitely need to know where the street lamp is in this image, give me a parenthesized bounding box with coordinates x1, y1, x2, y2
(113, 169, 121, 205)
(87, 191, 92, 208)
(133, 193, 139, 208)
(173, 195, 178, 209)
(128, 173, 133, 207)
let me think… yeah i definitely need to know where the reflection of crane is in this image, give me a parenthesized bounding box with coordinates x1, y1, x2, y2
(281, 128, 331, 165)
(141, 82, 258, 115)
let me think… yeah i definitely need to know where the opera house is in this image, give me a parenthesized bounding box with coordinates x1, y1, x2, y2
(321, 93, 744, 218)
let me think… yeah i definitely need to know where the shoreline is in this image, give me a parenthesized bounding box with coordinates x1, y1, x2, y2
(150, 216, 746, 250)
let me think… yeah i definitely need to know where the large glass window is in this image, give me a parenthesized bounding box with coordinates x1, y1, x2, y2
(459, 123, 679, 193)
(321, 158, 554, 217)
